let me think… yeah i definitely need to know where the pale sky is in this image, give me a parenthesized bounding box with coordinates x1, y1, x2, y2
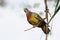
(0, 0, 60, 40)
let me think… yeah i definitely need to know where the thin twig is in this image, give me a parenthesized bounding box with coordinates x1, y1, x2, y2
(44, 0, 48, 22)
(44, 0, 49, 40)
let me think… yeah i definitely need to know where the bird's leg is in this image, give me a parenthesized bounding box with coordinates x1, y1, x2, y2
(24, 25, 36, 31)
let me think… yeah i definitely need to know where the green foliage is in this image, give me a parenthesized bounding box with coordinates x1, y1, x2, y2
(55, 0, 60, 10)
(48, 0, 60, 24)
(39, 12, 44, 16)
(0, 0, 5, 7)
(55, 0, 60, 2)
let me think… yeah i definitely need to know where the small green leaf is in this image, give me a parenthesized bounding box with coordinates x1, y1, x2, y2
(55, 5, 60, 14)
(55, 0, 59, 10)
(48, 5, 60, 24)
(48, 0, 60, 24)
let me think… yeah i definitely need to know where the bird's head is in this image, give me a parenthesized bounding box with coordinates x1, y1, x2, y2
(24, 8, 30, 14)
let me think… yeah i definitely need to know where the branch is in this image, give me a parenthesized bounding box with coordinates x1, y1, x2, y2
(44, 0, 49, 22)
(44, 0, 49, 40)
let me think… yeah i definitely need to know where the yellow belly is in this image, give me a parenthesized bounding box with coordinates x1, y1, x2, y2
(28, 15, 40, 25)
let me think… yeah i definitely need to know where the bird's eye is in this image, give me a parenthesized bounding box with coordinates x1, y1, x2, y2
(24, 8, 28, 11)
(24, 9, 27, 12)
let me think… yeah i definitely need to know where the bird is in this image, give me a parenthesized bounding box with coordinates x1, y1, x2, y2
(24, 8, 50, 34)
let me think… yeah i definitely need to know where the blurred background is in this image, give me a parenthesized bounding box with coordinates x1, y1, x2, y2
(0, 0, 60, 40)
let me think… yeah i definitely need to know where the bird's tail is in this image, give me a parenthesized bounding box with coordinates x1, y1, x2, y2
(41, 25, 50, 34)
